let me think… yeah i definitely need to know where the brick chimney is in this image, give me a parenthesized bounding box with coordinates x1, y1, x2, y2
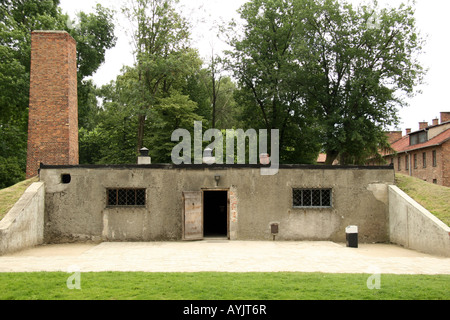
(406, 128, 412, 135)
(432, 118, 439, 126)
(419, 121, 429, 130)
(26, 31, 79, 178)
(441, 112, 450, 124)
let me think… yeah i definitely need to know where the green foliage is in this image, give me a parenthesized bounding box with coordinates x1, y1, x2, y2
(67, 4, 117, 131)
(183, 69, 212, 126)
(0, 157, 25, 189)
(122, 0, 198, 150)
(0, 123, 28, 187)
(294, 0, 425, 164)
(147, 92, 204, 163)
(225, 0, 322, 163)
(226, 0, 425, 165)
(80, 73, 141, 165)
(0, 0, 63, 124)
(68, 4, 117, 80)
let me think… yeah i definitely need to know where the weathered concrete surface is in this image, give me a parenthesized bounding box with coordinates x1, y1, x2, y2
(0, 182, 45, 256)
(389, 185, 450, 257)
(39, 166, 394, 244)
(1, 241, 449, 274)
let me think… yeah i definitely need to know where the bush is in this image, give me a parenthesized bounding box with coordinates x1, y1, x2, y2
(0, 156, 25, 189)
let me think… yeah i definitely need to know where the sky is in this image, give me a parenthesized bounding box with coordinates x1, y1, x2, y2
(59, 0, 450, 133)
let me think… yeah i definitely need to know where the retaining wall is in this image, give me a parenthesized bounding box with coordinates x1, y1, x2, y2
(389, 185, 450, 257)
(0, 182, 45, 255)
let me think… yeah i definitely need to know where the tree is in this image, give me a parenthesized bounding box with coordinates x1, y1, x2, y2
(293, 0, 425, 164)
(146, 92, 203, 162)
(79, 69, 140, 165)
(225, 0, 321, 163)
(225, 0, 425, 165)
(211, 76, 239, 130)
(204, 52, 239, 130)
(0, 0, 62, 125)
(123, 0, 199, 151)
(85, 58, 207, 165)
(67, 4, 117, 130)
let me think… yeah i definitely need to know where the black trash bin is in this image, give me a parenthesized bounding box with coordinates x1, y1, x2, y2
(346, 226, 358, 248)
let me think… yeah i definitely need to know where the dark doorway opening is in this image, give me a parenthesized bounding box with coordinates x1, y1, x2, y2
(203, 191, 228, 238)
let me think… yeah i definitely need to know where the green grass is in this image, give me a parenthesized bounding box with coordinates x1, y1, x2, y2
(395, 173, 450, 226)
(0, 177, 38, 221)
(0, 272, 448, 300)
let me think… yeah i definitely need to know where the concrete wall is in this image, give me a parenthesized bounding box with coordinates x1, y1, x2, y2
(40, 165, 394, 244)
(0, 182, 45, 255)
(389, 185, 450, 257)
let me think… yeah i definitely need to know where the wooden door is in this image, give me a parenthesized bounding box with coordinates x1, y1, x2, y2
(182, 191, 203, 240)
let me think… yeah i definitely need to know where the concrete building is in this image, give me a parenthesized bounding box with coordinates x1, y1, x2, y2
(39, 164, 394, 243)
(382, 113, 450, 187)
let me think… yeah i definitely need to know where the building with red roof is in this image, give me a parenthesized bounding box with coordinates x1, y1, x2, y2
(382, 112, 450, 187)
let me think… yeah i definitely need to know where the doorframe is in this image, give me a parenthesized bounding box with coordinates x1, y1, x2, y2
(201, 188, 230, 240)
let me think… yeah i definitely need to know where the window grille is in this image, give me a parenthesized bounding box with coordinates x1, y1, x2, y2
(293, 189, 332, 208)
(107, 189, 146, 207)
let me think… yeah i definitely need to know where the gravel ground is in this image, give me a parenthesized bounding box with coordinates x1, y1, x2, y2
(1, 241, 449, 274)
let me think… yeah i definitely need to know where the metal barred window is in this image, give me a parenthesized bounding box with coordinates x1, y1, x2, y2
(293, 189, 332, 208)
(107, 189, 146, 207)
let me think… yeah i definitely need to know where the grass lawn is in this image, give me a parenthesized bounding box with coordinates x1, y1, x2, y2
(0, 177, 38, 221)
(0, 272, 448, 300)
(395, 173, 450, 226)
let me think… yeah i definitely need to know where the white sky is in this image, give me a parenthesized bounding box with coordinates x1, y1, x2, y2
(59, 0, 450, 133)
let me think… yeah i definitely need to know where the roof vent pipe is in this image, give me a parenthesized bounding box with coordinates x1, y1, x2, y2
(138, 147, 151, 165)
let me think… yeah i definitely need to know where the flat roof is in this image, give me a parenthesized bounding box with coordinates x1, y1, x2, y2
(40, 163, 393, 171)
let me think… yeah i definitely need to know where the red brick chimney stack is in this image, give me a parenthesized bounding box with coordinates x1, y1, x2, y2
(419, 121, 429, 130)
(441, 112, 450, 124)
(26, 31, 79, 179)
(432, 118, 439, 126)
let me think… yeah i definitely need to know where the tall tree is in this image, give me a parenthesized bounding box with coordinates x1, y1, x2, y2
(293, 0, 425, 164)
(208, 51, 222, 129)
(225, 0, 321, 163)
(123, 0, 198, 151)
(226, 0, 425, 165)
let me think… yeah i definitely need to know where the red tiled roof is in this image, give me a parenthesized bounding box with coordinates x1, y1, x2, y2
(387, 129, 450, 155)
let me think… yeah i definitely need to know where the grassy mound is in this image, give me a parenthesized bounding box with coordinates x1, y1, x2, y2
(0, 177, 39, 221)
(395, 173, 450, 227)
